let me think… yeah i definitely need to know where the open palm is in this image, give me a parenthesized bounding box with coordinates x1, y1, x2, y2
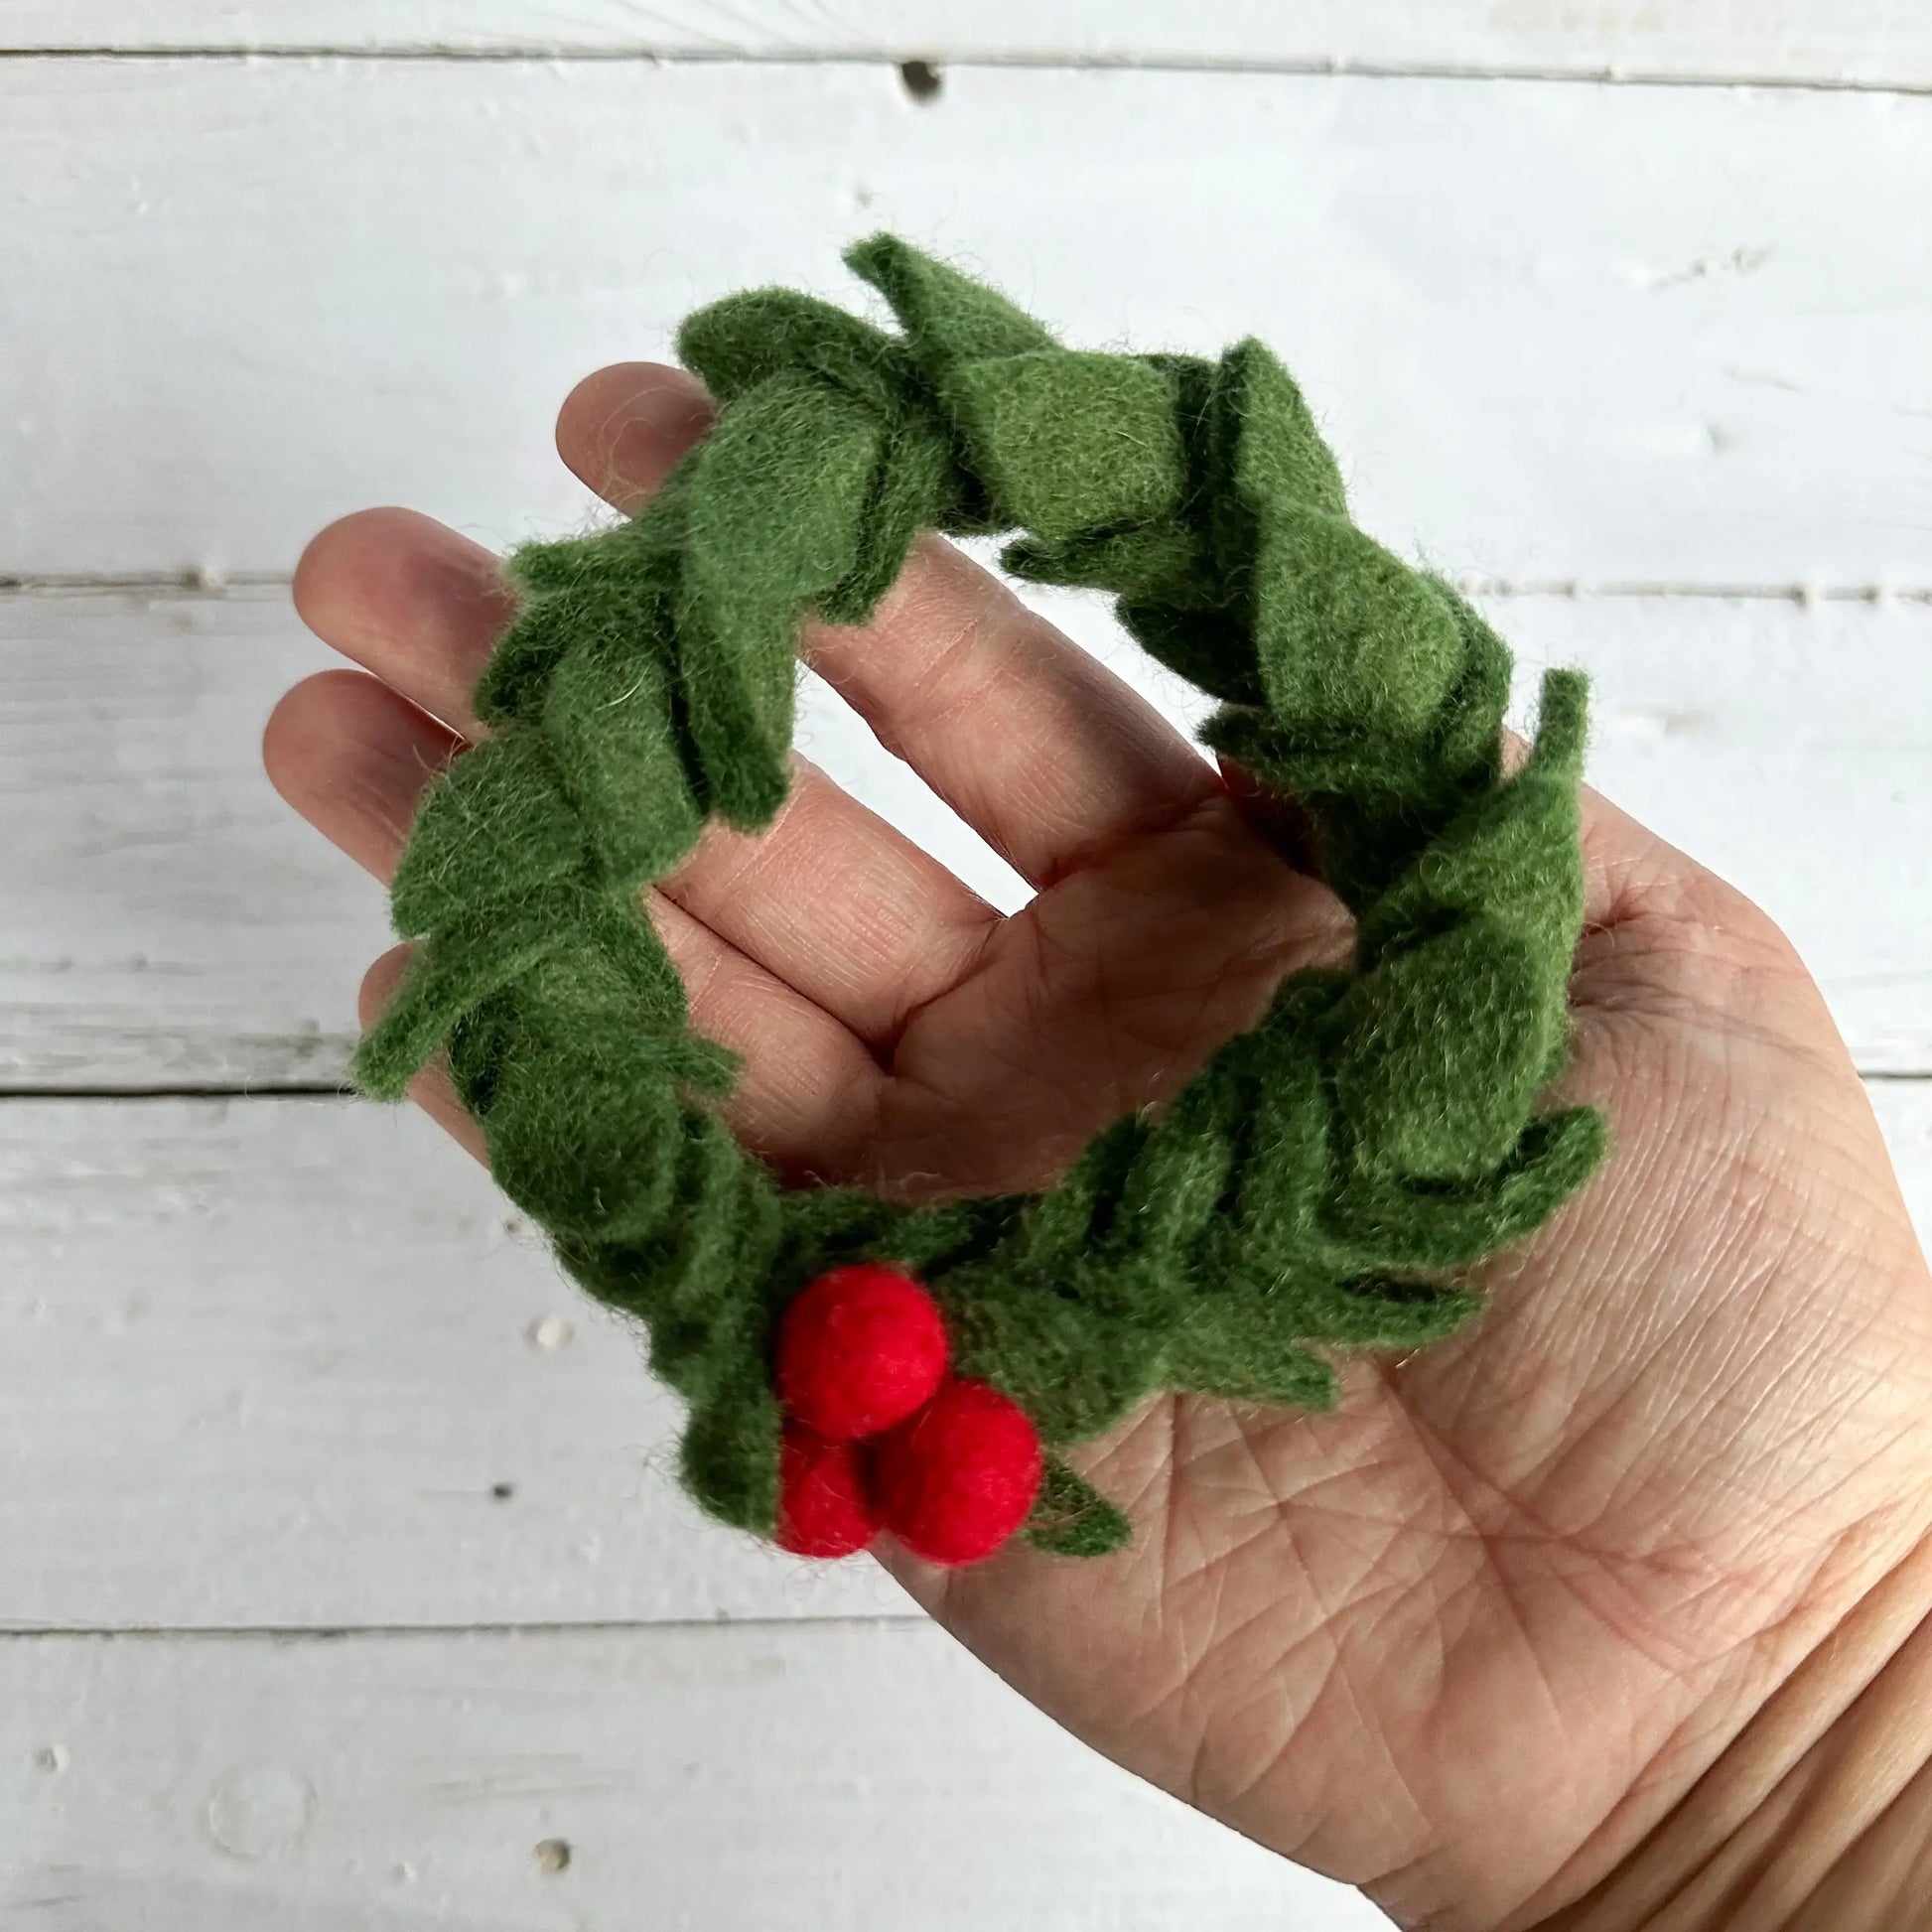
(266, 363, 1932, 1931)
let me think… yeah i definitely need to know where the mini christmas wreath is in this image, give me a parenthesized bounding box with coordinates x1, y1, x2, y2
(354, 237, 1605, 1567)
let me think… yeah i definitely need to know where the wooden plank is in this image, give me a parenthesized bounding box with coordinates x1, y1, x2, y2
(0, 583, 1029, 1087)
(0, 1073, 1926, 1634)
(0, 588, 384, 1087)
(3, 60, 1929, 585)
(3, 1, 1928, 89)
(3, 585, 1924, 1086)
(1502, 590, 1932, 1075)
(0, 1093, 904, 1628)
(0, 1621, 1380, 1929)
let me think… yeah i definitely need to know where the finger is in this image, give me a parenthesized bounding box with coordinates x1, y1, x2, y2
(550, 360, 716, 513)
(662, 759, 997, 1049)
(262, 668, 462, 873)
(812, 536, 1225, 889)
(555, 363, 1221, 890)
(293, 507, 515, 740)
(644, 893, 883, 1179)
(265, 671, 886, 1179)
(289, 367, 712, 735)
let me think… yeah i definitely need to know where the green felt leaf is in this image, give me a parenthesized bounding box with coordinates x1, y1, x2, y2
(1026, 1459, 1134, 1558)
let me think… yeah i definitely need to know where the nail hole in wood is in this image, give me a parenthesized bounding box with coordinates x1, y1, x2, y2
(898, 60, 943, 103)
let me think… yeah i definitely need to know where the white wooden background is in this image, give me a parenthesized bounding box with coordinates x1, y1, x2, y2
(2, 7, 1929, 1925)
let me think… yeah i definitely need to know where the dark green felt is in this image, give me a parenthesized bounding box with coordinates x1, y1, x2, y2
(353, 236, 1604, 1557)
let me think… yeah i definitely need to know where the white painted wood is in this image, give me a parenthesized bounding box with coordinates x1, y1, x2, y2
(0, 588, 385, 1087)
(0, 1621, 1384, 1929)
(0, 1093, 904, 1627)
(0, 582, 1032, 1087)
(4, 0, 1929, 88)
(3, 60, 1929, 586)
(0, 1069, 1925, 1633)
(1502, 591, 1932, 1075)
(0, 38, 1917, 1919)
(2, 586, 1923, 1086)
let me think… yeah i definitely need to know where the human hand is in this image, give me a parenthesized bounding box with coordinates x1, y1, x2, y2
(266, 363, 1932, 1932)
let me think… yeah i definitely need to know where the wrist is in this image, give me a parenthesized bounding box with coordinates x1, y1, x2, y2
(1535, 1535, 1932, 1932)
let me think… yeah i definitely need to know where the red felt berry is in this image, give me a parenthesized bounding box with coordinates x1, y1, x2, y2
(874, 1377, 1043, 1567)
(774, 1423, 881, 1559)
(774, 1263, 949, 1442)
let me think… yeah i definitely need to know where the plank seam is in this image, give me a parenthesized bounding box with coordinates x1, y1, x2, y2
(0, 1613, 930, 1640)
(5, 573, 1931, 606)
(1451, 579, 1932, 608)
(0, 48, 1927, 97)
(1, 1073, 1928, 1106)
(0, 1083, 353, 1100)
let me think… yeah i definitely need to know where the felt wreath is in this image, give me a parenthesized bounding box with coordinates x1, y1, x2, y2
(353, 237, 1605, 1566)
